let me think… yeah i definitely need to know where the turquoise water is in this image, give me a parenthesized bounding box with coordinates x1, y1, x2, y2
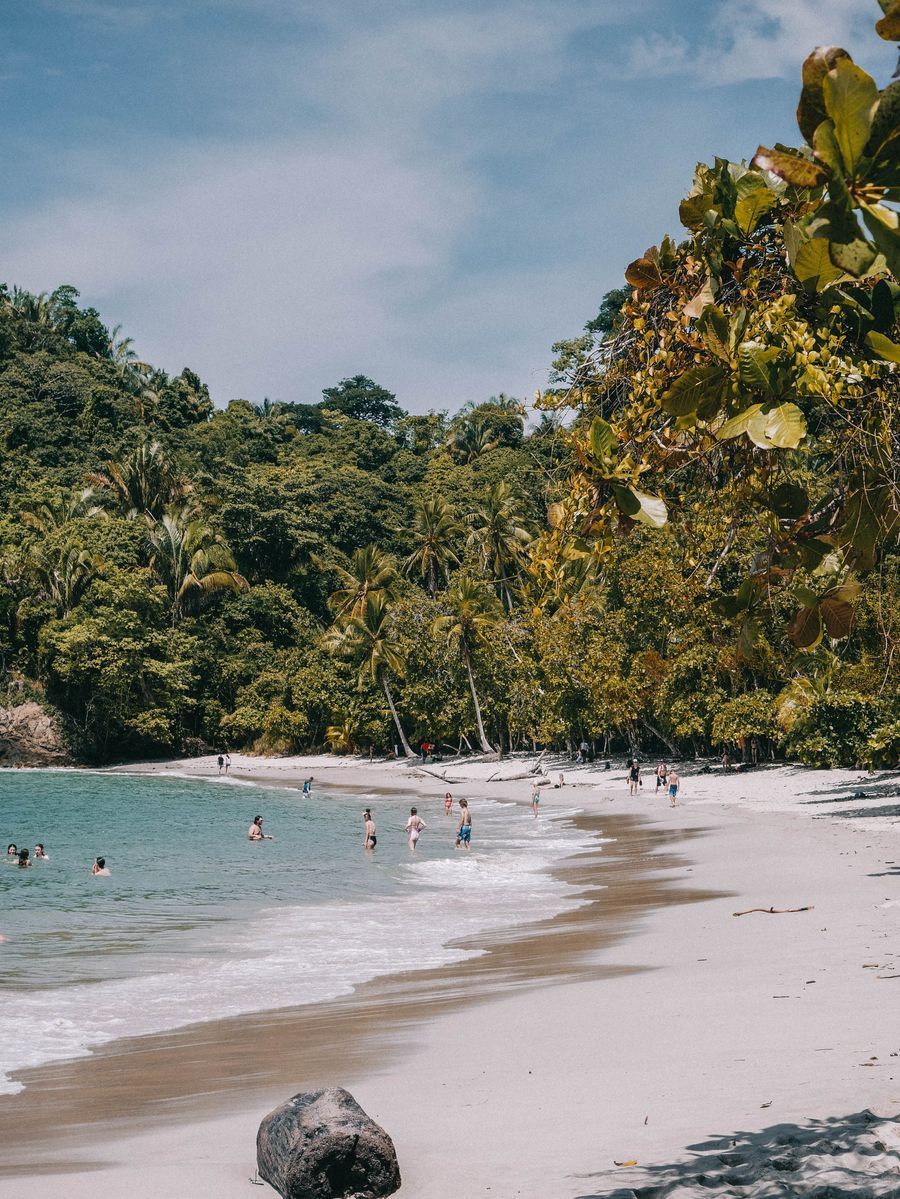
(0, 769, 590, 1093)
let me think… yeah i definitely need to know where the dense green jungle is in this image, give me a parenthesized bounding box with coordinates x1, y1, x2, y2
(1, 9, 898, 768)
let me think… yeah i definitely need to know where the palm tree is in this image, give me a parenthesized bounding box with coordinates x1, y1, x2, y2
(325, 545, 399, 624)
(432, 576, 501, 753)
(466, 483, 533, 610)
(147, 504, 248, 623)
(445, 416, 500, 464)
(21, 488, 104, 535)
(29, 541, 97, 616)
(327, 593, 415, 757)
(403, 497, 461, 596)
(88, 440, 192, 520)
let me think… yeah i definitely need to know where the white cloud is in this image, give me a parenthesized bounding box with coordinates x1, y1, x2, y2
(626, 0, 877, 84)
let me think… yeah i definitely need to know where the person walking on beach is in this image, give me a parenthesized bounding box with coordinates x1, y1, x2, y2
(91, 857, 110, 876)
(444, 792, 453, 816)
(217, 754, 224, 775)
(668, 768, 681, 807)
(225, 752, 231, 774)
(302, 777, 313, 797)
(456, 799, 472, 850)
(248, 816, 273, 841)
(363, 809, 377, 850)
(628, 760, 641, 796)
(531, 781, 541, 817)
(406, 807, 426, 850)
(655, 762, 668, 796)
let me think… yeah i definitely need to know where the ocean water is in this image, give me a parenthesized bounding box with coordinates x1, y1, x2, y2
(0, 769, 594, 1094)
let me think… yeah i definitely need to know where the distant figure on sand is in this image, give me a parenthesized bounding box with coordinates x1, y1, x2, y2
(225, 752, 231, 774)
(91, 857, 110, 876)
(444, 792, 453, 815)
(406, 807, 426, 849)
(34, 843, 48, 860)
(248, 816, 273, 841)
(363, 809, 377, 850)
(628, 760, 641, 795)
(456, 799, 472, 850)
(655, 762, 668, 795)
(531, 782, 541, 817)
(668, 769, 681, 807)
(217, 755, 224, 775)
(302, 777, 313, 797)
(17, 848, 31, 868)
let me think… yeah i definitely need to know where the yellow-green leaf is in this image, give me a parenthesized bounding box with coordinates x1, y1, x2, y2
(866, 330, 900, 363)
(750, 403, 807, 449)
(717, 404, 763, 441)
(822, 58, 879, 175)
(751, 146, 828, 189)
(589, 416, 616, 461)
(797, 46, 852, 142)
(794, 237, 844, 290)
(735, 189, 778, 235)
(662, 364, 727, 417)
(630, 489, 668, 528)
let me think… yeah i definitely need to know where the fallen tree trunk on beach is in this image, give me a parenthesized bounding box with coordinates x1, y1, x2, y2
(733, 906, 814, 916)
(257, 1087, 401, 1199)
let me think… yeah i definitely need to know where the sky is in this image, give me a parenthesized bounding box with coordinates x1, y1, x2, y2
(0, 0, 894, 414)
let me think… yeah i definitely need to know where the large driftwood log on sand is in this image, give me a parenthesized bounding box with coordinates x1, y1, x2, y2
(257, 1088, 401, 1199)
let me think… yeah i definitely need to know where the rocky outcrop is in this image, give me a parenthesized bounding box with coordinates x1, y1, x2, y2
(257, 1088, 401, 1199)
(0, 701, 71, 767)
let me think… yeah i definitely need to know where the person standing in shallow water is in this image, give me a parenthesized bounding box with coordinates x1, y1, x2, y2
(444, 792, 453, 816)
(531, 781, 541, 817)
(406, 807, 426, 850)
(248, 816, 273, 841)
(456, 799, 472, 850)
(363, 809, 377, 850)
(91, 857, 110, 876)
(302, 777, 313, 797)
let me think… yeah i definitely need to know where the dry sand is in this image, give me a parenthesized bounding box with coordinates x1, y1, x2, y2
(2, 754, 899, 1197)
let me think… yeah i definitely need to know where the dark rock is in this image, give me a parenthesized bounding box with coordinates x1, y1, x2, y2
(257, 1087, 401, 1199)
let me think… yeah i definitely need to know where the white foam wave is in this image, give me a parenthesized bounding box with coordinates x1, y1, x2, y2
(0, 806, 596, 1094)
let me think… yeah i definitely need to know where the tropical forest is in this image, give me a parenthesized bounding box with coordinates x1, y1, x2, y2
(1, 8, 898, 769)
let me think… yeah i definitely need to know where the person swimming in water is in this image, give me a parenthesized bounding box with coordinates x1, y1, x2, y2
(456, 799, 472, 850)
(248, 816, 273, 841)
(406, 807, 426, 850)
(6, 844, 17, 859)
(91, 857, 110, 876)
(17, 848, 31, 869)
(363, 809, 377, 850)
(34, 843, 48, 860)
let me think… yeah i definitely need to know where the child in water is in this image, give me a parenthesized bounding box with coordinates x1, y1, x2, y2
(406, 807, 426, 850)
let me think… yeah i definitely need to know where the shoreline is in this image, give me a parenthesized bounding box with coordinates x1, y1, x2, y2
(1, 756, 899, 1197)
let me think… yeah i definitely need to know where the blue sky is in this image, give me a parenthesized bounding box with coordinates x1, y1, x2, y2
(0, 0, 893, 412)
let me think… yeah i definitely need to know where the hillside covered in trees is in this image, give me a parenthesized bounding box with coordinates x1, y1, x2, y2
(1, 12, 897, 769)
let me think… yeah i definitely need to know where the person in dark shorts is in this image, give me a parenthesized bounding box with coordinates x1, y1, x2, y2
(363, 809, 377, 850)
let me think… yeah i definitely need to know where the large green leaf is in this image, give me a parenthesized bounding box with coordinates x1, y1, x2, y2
(862, 205, 900, 278)
(829, 236, 878, 277)
(589, 416, 616, 462)
(695, 305, 731, 361)
(794, 237, 844, 290)
(662, 364, 727, 416)
(749, 403, 807, 449)
(679, 194, 711, 231)
(866, 330, 900, 363)
(737, 341, 782, 392)
(822, 58, 879, 175)
(797, 46, 852, 143)
(629, 489, 668, 528)
(863, 80, 900, 188)
(735, 189, 778, 235)
(876, 1, 900, 40)
(717, 404, 763, 440)
(751, 146, 828, 189)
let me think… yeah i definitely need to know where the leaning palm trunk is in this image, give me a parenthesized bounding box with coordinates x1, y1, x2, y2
(382, 676, 415, 758)
(462, 642, 494, 753)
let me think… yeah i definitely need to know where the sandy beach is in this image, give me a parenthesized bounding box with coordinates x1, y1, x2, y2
(2, 755, 899, 1197)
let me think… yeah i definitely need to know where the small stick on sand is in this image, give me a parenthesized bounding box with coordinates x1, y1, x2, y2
(732, 905, 814, 917)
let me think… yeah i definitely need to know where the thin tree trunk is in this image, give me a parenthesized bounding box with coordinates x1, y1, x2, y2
(382, 676, 414, 758)
(463, 642, 494, 753)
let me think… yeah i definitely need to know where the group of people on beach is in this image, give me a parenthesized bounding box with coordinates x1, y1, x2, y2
(627, 760, 680, 805)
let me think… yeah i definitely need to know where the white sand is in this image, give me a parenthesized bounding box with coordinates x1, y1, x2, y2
(5, 755, 900, 1197)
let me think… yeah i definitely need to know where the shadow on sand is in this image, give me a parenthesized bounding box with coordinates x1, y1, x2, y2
(572, 1108, 900, 1198)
